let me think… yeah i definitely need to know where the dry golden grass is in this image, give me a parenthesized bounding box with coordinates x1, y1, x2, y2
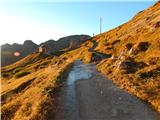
(1, 1, 160, 120)
(1, 42, 92, 119)
(1, 52, 76, 120)
(95, 1, 160, 112)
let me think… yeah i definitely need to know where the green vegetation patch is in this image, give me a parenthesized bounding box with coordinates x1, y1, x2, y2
(1, 73, 10, 78)
(15, 71, 30, 78)
(138, 67, 160, 79)
(13, 67, 22, 74)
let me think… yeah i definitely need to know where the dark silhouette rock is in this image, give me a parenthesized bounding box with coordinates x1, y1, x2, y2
(1, 35, 90, 67)
(1, 40, 38, 67)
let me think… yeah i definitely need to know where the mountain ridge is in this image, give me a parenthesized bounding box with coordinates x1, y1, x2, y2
(1, 34, 90, 67)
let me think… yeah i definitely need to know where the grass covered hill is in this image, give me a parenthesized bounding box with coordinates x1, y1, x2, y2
(92, 1, 160, 112)
(1, 1, 160, 120)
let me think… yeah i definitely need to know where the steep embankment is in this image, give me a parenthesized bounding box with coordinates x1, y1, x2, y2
(52, 0, 160, 112)
(57, 1, 160, 112)
(84, 1, 160, 112)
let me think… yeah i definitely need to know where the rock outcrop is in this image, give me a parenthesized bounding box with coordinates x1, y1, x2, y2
(1, 35, 90, 66)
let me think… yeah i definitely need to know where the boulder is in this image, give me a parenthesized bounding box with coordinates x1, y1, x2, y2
(118, 60, 139, 73)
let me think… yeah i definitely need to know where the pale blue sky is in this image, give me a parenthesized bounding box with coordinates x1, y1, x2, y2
(0, 0, 156, 45)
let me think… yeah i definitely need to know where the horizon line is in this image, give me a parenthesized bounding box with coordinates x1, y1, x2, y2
(0, 34, 92, 45)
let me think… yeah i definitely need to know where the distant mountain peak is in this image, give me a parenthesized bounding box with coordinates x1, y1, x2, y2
(1, 34, 90, 66)
(23, 40, 37, 46)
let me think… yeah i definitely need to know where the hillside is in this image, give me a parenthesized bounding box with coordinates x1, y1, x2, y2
(67, 0, 160, 111)
(1, 40, 38, 67)
(1, 35, 90, 67)
(1, 1, 160, 120)
(88, 1, 160, 111)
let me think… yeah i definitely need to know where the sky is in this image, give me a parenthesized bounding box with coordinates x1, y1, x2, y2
(0, 0, 156, 45)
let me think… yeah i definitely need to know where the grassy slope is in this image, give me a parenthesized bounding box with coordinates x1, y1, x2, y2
(1, 53, 70, 120)
(1, 44, 92, 120)
(93, 1, 160, 112)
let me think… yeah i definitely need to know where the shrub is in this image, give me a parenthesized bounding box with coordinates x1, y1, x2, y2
(138, 67, 160, 79)
(149, 57, 160, 65)
(155, 21, 160, 28)
(15, 71, 30, 78)
(1, 73, 10, 78)
(111, 39, 120, 45)
(139, 72, 153, 79)
(125, 43, 133, 50)
(13, 67, 21, 74)
(138, 42, 150, 51)
(118, 60, 139, 74)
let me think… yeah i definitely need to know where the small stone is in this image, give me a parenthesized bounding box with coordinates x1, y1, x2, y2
(115, 102, 119, 105)
(123, 109, 130, 114)
(118, 97, 122, 100)
(111, 109, 118, 117)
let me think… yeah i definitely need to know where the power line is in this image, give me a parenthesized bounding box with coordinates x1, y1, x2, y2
(100, 17, 102, 34)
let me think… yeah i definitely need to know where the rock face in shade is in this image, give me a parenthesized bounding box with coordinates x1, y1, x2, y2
(1, 40, 38, 67)
(1, 35, 90, 66)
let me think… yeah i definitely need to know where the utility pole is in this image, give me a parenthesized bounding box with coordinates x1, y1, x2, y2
(100, 17, 102, 34)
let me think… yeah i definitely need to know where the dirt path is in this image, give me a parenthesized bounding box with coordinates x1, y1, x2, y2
(55, 60, 160, 120)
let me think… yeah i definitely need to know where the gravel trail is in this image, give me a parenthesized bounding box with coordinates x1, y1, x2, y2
(55, 60, 160, 120)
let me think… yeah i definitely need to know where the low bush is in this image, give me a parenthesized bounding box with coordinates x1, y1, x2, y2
(138, 42, 150, 51)
(15, 71, 30, 78)
(1, 73, 10, 78)
(139, 67, 160, 79)
(139, 72, 153, 79)
(13, 67, 21, 74)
